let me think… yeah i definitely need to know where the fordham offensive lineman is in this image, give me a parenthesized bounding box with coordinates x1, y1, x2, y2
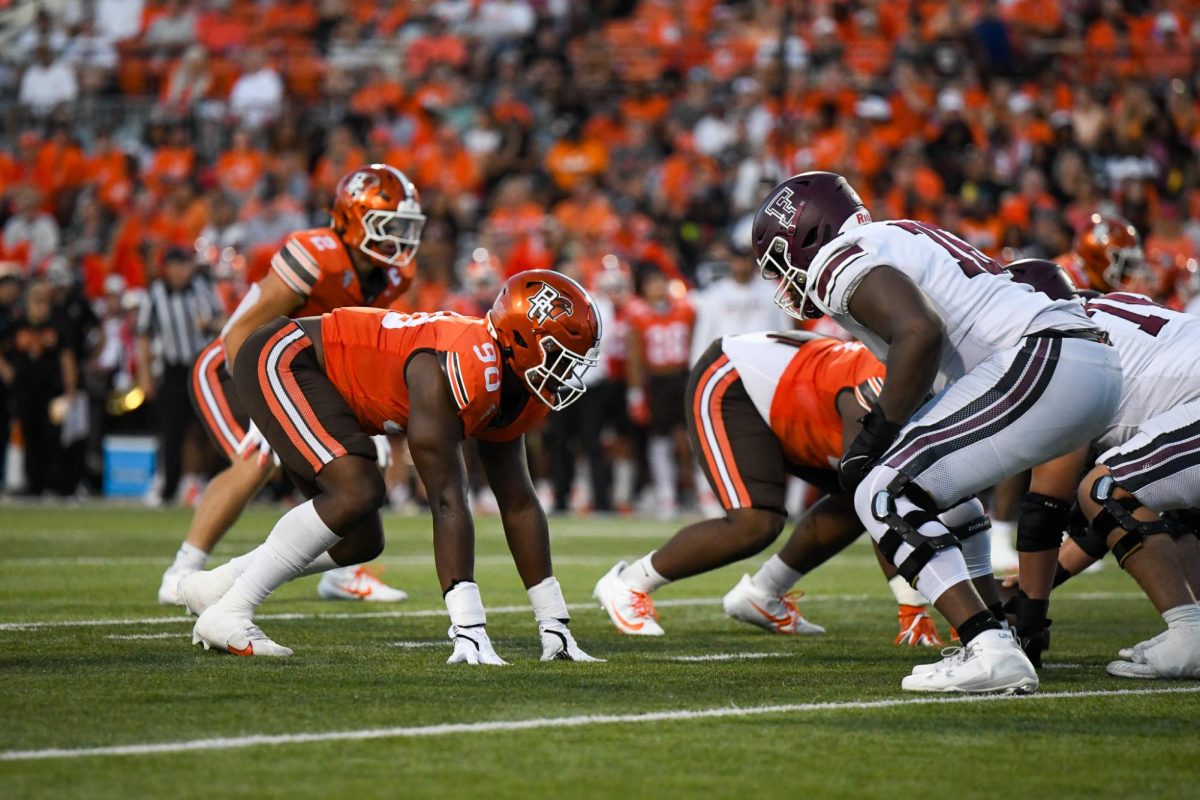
(180, 271, 603, 663)
(751, 172, 1122, 693)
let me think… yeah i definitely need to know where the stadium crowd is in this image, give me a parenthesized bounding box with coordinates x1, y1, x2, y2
(1, 0, 1199, 508)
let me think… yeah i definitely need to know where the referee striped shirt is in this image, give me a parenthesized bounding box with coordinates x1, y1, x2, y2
(136, 276, 223, 366)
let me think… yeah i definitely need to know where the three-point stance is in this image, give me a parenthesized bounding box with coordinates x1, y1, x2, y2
(752, 172, 1122, 693)
(182, 271, 603, 663)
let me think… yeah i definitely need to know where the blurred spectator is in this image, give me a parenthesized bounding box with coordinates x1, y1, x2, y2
(0, 264, 22, 490)
(18, 45, 79, 118)
(142, 0, 198, 56)
(96, 0, 146, 42)
(135, 247, 224, 505)
(228, 48, 284, 129)
(689, 240, 786, 365)
(160, 45, 213, 115)
(3, 188, 61, 269)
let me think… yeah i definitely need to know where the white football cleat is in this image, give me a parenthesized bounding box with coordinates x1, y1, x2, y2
(179, 563, 238, 616)
(157, 565, 197, 606)
(1107, 627, 1200, 679)
(192, 607, 292, 657)
(901, 629, 1038, 693)
(593, 562, 664, 636)
(447, 625, 508, 665)
(539, 620, 604, 662)
(317, 566, 408, 602)
(722, 574, 825, 635)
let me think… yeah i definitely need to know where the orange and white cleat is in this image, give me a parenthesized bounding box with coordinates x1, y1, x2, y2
(895, 604, 944, 647)
(317, 566, 409, 602)
(192, 607, 293, 657)
(593, 562, 665, 636)
(723, 574, 825, 635)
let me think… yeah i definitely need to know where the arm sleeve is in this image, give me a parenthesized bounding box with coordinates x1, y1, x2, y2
(269, 236, 321, 298)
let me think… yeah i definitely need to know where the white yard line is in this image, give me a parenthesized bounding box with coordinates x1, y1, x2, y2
(0, 554, 637, 568)
(667, 652, 789, 662)
(3, 685, 1197, 762)
(389, 641, 448, 649)
(106, 632, 188, 641)
(0, 593, 1144, 632)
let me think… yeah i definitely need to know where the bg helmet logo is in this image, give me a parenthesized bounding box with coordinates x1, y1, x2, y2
(343, 170, 378, 199)
(526, 282, 574, 325)
(764, 188, 804, 234)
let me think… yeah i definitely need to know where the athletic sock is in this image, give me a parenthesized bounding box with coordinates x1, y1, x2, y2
(621, 552, 669, 593)
(888, 574, 927, 607)
(445, 581, 486, 627)
(1163, 603, 1200, 630)
(527, 576, 569, 625)
(957, 609, 1002, 646)
(299, 552, 340, 578)
(228, 546, 339, 578)
(171, 542, 209, 573)
(215, 500, 341, 618)
(752, 555, 804, 596)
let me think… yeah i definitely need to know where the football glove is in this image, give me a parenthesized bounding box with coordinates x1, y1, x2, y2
(236, 421, 279, 468)
(895, 604, 943, 647)
(370, 434, 392, 470)
(447, 624, 508, 666)
(837, 404, 901, 492)
(539, 620, 604, 662)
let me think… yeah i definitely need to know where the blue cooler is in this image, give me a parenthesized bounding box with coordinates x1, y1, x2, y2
(103, 435, 157, 497)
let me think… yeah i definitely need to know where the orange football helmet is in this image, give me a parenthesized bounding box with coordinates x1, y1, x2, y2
(487, 270, 602, 410)
(330, 164, 426, 273)
(1074, 213, 1145, 291)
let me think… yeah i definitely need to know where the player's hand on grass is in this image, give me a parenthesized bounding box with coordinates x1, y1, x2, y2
(539, 620, 604, 662)
(447, 624, 508, 665)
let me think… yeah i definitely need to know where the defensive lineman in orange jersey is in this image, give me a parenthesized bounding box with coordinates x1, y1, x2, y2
(595, 331, 967, 646)
(158, 165, 424, 606)
(181, 271, 605, 661)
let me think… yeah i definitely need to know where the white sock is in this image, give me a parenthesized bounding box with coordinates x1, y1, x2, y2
(215, 500, 340, 618)
(527, 576, 569, 625)
(171, 542, 208, 572)
(228, 546, 339, 578)
(621, 553, 669, 593)
(445, 581, 486, 627)
(613, 457, 634, 507)
(888, 574, 928, 607)
(648, 436, 676, 506)
(300, 552, 341, 578)
(752, 555, 803, 596)
(1163, 603, 1200, 630)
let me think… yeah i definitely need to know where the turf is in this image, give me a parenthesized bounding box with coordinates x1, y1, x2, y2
(1, 504, 1197, 799)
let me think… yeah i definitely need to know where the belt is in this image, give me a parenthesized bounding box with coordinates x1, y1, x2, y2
(1026, 328, 1110, 345)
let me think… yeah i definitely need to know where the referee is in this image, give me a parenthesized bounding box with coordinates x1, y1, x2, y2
(136, 248, 225, 504)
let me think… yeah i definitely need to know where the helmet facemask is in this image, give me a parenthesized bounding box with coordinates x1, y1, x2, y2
(1103, 244, 1147, 290)
(524, 335, 599, 411)
(360, 201, 426, 268)
(758, 234, 820, 320)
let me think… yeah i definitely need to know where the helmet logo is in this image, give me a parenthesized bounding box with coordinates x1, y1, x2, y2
(344, 171, 378, 198)
(527, 282, 574, 325)
(764, 189, 803, 234)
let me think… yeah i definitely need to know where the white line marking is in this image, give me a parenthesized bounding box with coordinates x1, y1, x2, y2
(106, 633, 188, 641)
(0, 554, 650, 568)
(3, 686, 1196, 762)
(0, 592, 1144, 632)
(1041, 663, 1083, 670)
(389, 641, 448, 649)
(667, 652, 788, 662)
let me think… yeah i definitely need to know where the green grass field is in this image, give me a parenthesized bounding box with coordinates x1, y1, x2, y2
(1, 504, 1198, 799)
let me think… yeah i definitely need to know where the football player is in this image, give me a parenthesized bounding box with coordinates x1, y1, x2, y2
(625, 270, 695, 519)
(752, 172, 1122, 693)
(158, 165, 423, 606)
(1056, 213, 1151, 294)
(594, 330, 950, 647)
(180, 271, 603, 662)
(1004, 260, 1200, 679)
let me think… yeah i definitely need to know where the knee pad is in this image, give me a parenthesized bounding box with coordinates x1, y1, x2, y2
(1067, 501, 1110, 559)
(1089, 474, 1172, 568)
(1016, 492, 1071, 553)
(871, 474, 961, 585)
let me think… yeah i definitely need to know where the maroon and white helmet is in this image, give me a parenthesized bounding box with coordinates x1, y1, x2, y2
(751, 171, 872, 319)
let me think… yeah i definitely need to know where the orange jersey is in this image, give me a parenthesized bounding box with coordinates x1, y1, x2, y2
(627, 296, 695, 371)
(719, 333, 885, 469)
(269, 227, 410, 316)
(320, 308, 549, 441)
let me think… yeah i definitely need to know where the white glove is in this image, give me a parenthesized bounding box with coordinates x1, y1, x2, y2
(235, 421, 279, 467)
(371, 434, 392, 470)
(539, 620, 604, 662)
(447, 624, 508, 666)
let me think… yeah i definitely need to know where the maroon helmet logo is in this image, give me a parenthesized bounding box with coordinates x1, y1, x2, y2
(527, 282, 574, 325)
(764, 188, 804, 234)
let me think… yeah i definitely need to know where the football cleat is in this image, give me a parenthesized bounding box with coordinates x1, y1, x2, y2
(901, 629, 1038, 693)
(723, 574, 825, 635)
(593, 562, 664, 636)
(178, 563, 238, 616)
(539, 620, 604, 662)
(895, 604, 943, 647)
(157, 565, 197, 606)
(192, 608, 292, 657)
(316, 566, 408, 602)
(447, 624, 508, 665)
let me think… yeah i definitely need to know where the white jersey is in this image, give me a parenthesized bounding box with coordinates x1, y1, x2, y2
(1083, 292, 1200, 449)
(689, 277, 788, 365)
(805, 220, 1095, 383)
